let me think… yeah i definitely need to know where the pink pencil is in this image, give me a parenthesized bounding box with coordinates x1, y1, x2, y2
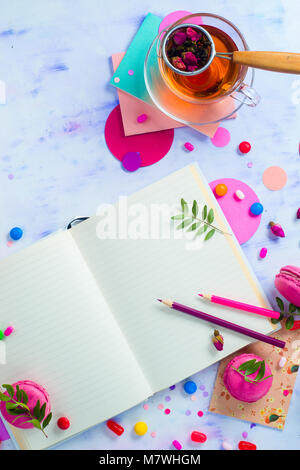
(198, 294, 280, 320)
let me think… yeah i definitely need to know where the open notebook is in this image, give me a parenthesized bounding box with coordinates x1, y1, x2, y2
(0, 164, 275, 450)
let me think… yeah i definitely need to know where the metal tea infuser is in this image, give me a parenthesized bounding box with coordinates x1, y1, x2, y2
(161, 23, 300, 76)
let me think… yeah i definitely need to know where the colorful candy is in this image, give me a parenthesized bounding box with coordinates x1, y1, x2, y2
(57, 417, 70, 430)
(259, 248, 268, 259)
(297, 208, 300, 219)
(215, 183, 228, 197)
(4, 326, 14, 337)
(239, 141, 251, 154)
(137, 114, 148, 123)
(134, 421, 148, 436)
(235, 190, 245, 200)
(183, 380, 197, 394)
(250, 202, 263, 216)
(184, 142, 194, 152)
(191, 431, 207, 443)
(9, 227, 23, 241)
(238, 440, 257, 450)
(172, 439, 182, 450)
(106, 419, 124, 436)
(0, 330, 4, 340)
(269, 222, 285, 238)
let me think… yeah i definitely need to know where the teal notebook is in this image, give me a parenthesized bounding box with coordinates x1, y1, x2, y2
(110, 13, 161, 103)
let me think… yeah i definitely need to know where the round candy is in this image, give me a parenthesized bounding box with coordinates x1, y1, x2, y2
(134, 421, 148, 436)
(4, 326, 14, 337)
(215, 183, 228, 197)
(106, 419, 124, 436)
(184, 142, 194, 152)
(235, 190, 245, 200)
(239, 141, 251, 154)
(9, 227, 23, 241)
(191, 431, 207, 443)
(183, 380, 197, 394)
(122, 151, 142, 172)
(137, 114, 148, 123)
(57, 417, 70, 430)
(172, 439, 182, 450)
(250, 202, 263, 216)
(0, 330, 4, 340)
(259, 247, 268, 259)
(238, 440, 257, 450)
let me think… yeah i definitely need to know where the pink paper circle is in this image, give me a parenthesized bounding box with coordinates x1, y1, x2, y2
(262, 166, 287, 191)
(159, 11, 203, 33)
(105, 105, 174, 167)
(209, 178, 262, 244)
(211, 127, 231, 147)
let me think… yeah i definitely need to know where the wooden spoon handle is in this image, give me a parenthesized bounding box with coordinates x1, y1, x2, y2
(233, 51, 300, 74)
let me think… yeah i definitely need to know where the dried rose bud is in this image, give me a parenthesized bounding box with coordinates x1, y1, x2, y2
(297, 208, 300, 219)
(171, 56, 186, 70)
(173, 31, 187, 45)
(186, 27, 200, 41)
(269, 221, 285, 238)
(187, 65, 198, 72)
(212, 329, 224, 351)
(182, 51, 198, 66)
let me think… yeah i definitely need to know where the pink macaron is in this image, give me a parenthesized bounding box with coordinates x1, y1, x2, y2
(0, 380, 51, 429)
(275, 265, 300, 307)
(223, 353, 273, 403)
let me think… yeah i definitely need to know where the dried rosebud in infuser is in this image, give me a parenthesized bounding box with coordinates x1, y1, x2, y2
(186, 27, 200, 41)
(297, 208, 300, 219)
(212, 329, 224, 351)
(269, 221, 285, 238)
(171, 56, 186, 70)
(182, 51, 198, 66)
(187, 65, 199, 72)
(173, 31, 187, 45)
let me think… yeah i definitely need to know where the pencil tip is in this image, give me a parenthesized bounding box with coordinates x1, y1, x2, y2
(157, 299, 162, 302)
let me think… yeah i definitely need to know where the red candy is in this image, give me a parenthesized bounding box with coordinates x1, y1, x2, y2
(106, 419, 124, 436)
(239, 141, 251, 154)
(238, 440, 257, 450)
(57, 417, 70, 430)
(191, 431, 207, 443)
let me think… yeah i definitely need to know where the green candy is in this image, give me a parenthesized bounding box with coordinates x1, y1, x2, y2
(0, 330, 4, 340)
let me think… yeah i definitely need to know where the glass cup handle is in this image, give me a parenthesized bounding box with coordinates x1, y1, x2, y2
(231, 83, 260, 107)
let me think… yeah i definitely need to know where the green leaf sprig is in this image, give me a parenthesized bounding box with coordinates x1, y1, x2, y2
(271, 296, 300, 330)
(171, 199, 232, 241)
(231, 359, 273, 384)
(0, 384, 52, 438)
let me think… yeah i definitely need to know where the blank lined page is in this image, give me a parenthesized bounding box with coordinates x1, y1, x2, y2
(0, 231, 150, 449)
(72, 164, 275, 393)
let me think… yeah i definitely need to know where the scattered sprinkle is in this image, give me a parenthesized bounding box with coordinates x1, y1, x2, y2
(143, 404, 149, 410)
(259, 247, 268, 259)
(7, 241, 13, 247)
(203, 391, 209, 398)
(197, 411, 203, 417)
(190, 395, 196, 401)
(128, 70, 134, 76)
(164, 408, 171, 415)
(137, 113, 148, 123)
(235, 189, 245, 200)
(4, 326, 14, 337)
(150, 431, 156, 438)
(134, 421, 148, 436)
(199, 385, 205, 391)
(158, 403, 164, 410)
(185, 410, 191, 416)
(172, 439, 182, 450)
(8, 174, 14, 180)
(106, 419, 124, 436)
(114, 77, 120, 83)
(247, 162, 253, 168)
(242, 432, 248, 439)
(170, 385, 176, 390)
(184, 142, 194, 152)
(239, 141, 251, 154)
(283, 389, 289, 396)
(165, 396, 171, 402)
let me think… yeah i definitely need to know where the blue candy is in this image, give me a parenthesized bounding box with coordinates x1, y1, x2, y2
(183, 380, 197, 394)
(9, 227, 23, 240)
(250, 202, 263, 216)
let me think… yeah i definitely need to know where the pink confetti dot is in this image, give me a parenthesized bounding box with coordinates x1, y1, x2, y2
(165, 396, 171, 402)
(128, 70, 134, 76)
(150, 431, 156, 438)
(7, 241, 13, 247)
(172, 439, 182, 450)
(143, 404, 149, 410)
(137, 114, 148, 123)
(259, 247, 268, 259)
(210, 127, 231, 148)
(190, 395, 196, 401)
(4, 326, 14, 336)
(283, 389, 289, 396)
(158, 403, 164, 410)
(114, 77, 120, 83)
(185, 410, 191, 416)
(199, 385, 205, 391)
(164, 408, 171, 415)
(247, 162, 253, 168)
(197, 411, 203, 417)
(242, 432, 248, 439)
(8, 174, 14, 180)
(184, 142, 194, 152)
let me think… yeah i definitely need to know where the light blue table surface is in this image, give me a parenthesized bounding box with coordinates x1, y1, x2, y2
(1, 0, 300, 450)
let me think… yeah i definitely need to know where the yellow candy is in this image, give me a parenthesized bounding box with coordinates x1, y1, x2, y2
(215, 183, 228, 197)
(134, 421, 148, 436)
